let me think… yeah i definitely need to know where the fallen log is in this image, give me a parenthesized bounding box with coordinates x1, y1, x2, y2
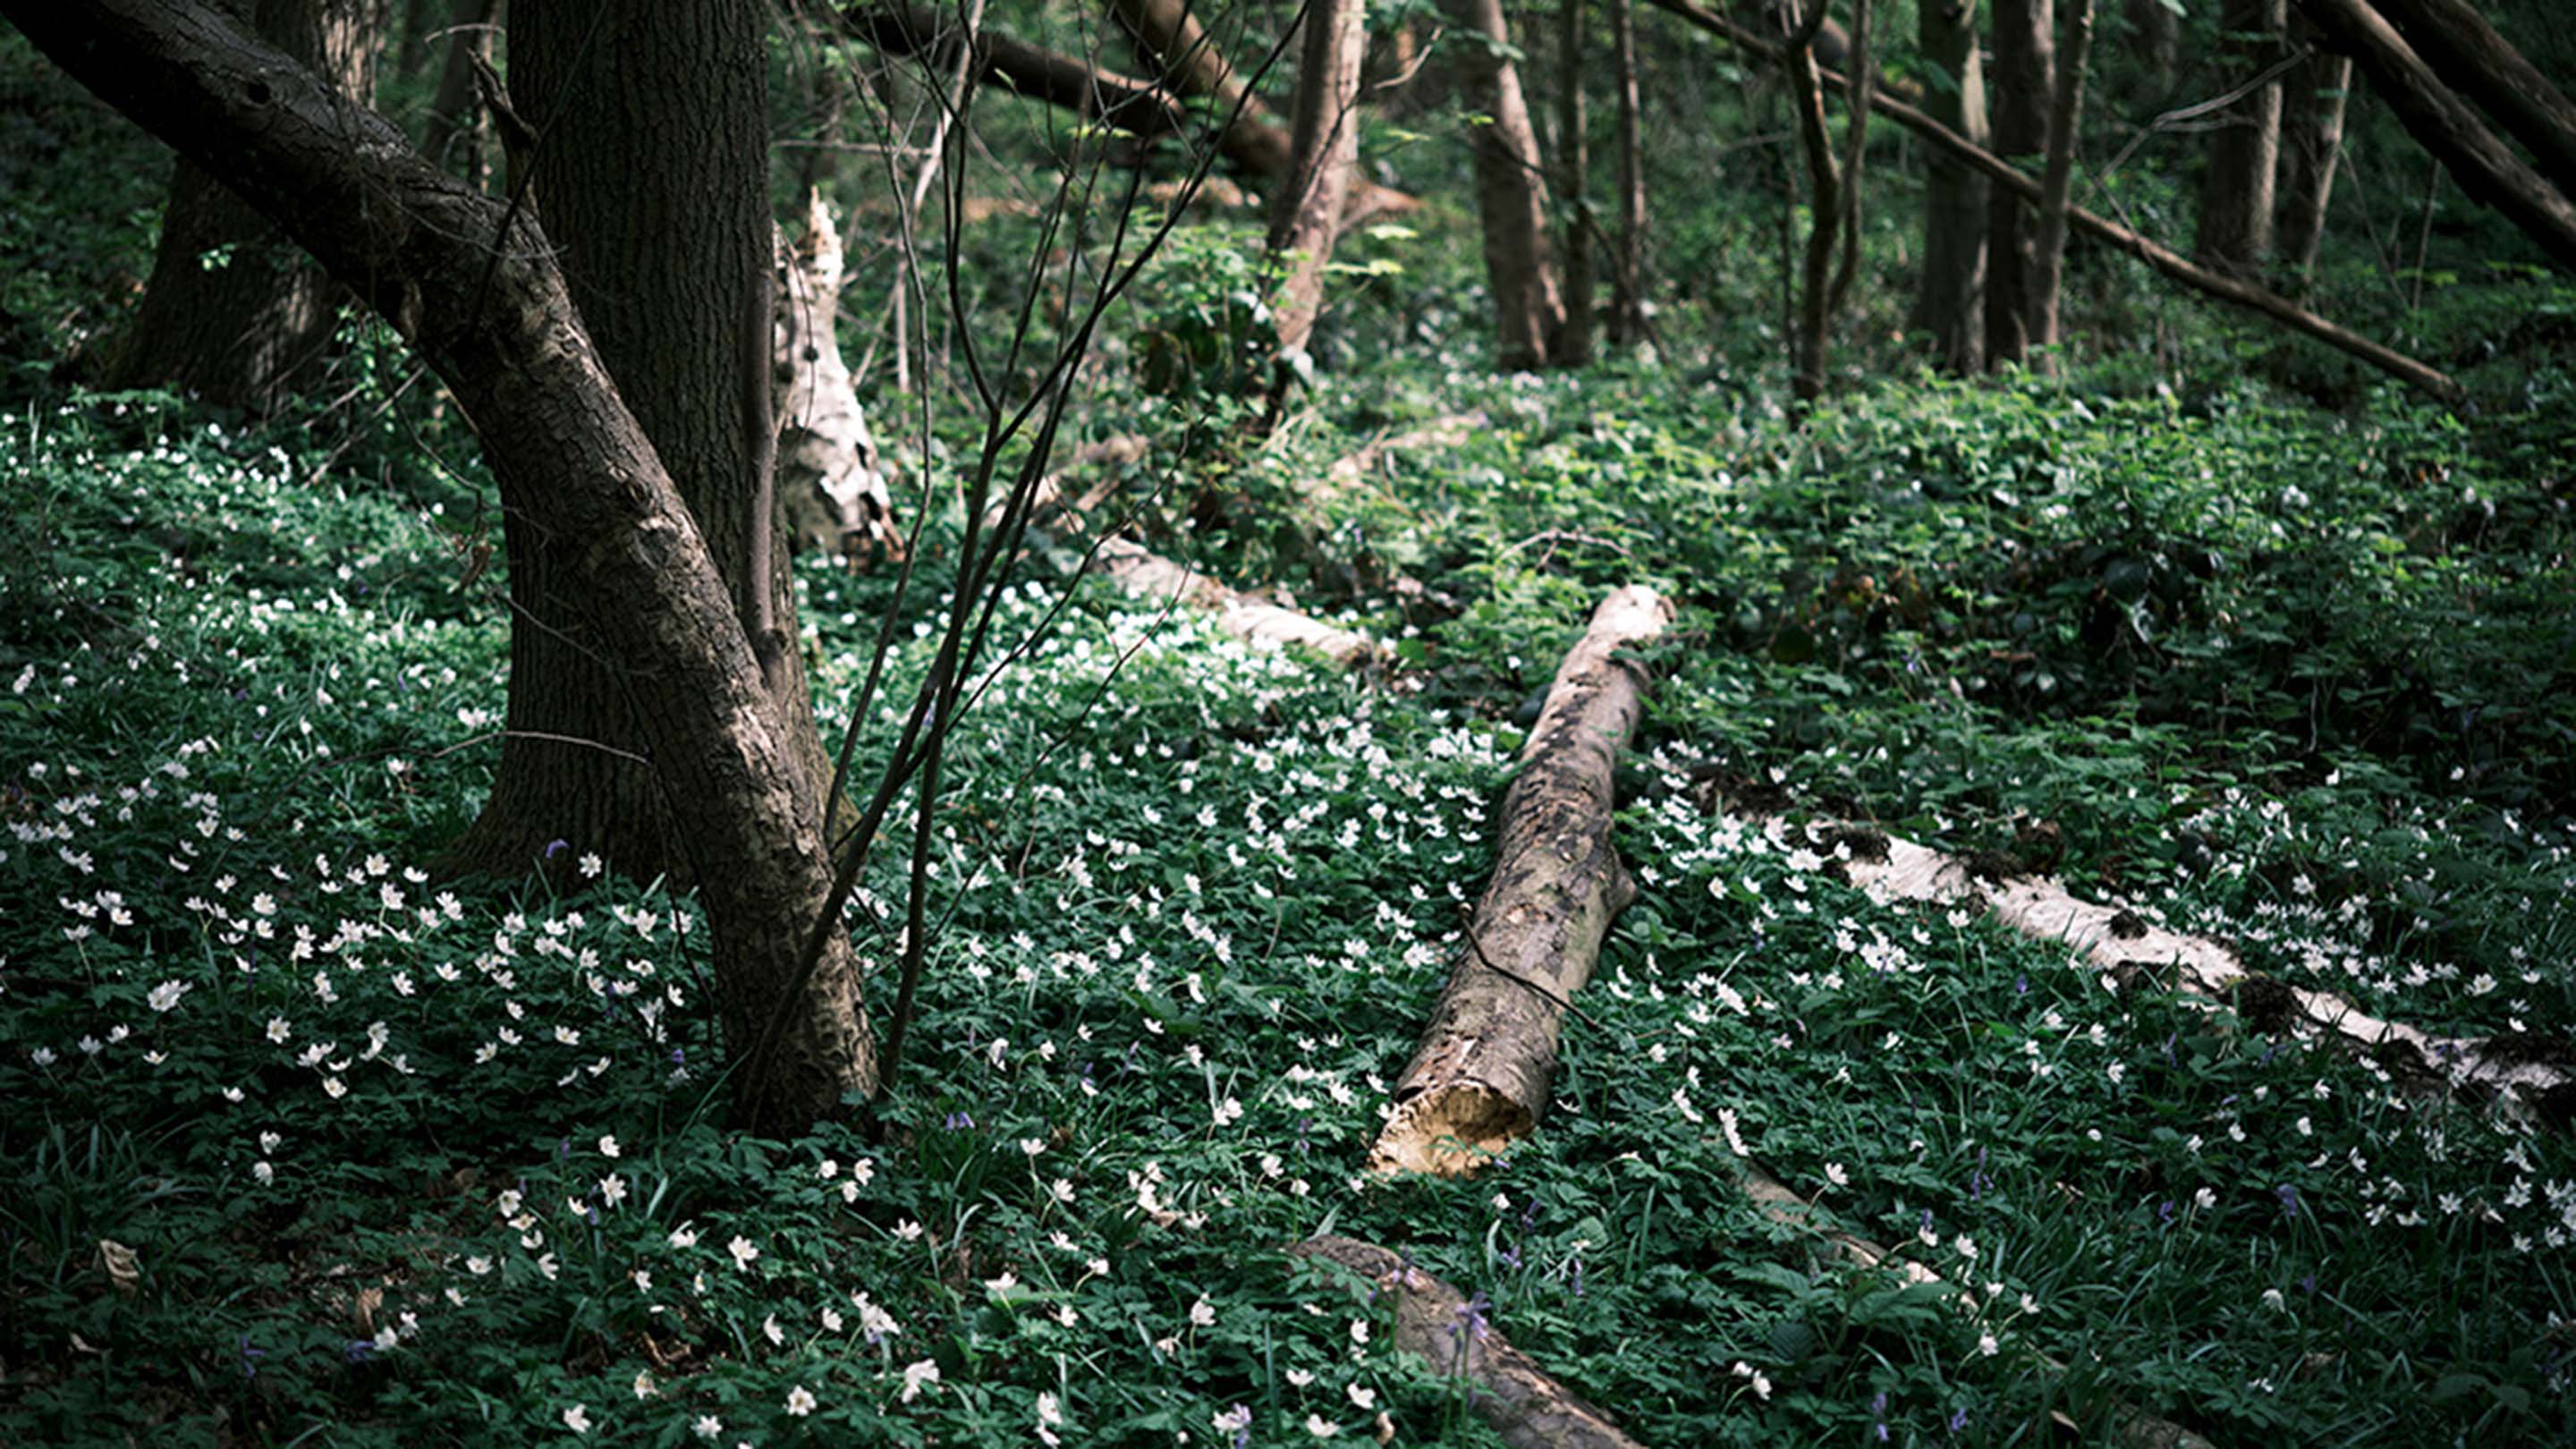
(1320, 411, 1488, 502)
(2361, 0, 2576, 202)
(1642, 0, 2467, 407)
(1290, 1236, 1648, 1449)
(1091, 536, 1376, 666)
(775, 191, 904, 563)
(1373, 586, 1673, 1174)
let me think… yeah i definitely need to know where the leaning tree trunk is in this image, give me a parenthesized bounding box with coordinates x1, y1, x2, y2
(2274, 26, 2351, 286)
(1555, 0, 1596, 366)
(1267, 0, 1368, 355)
(1911, 0, 1988, 372)
(2194, 0, 2285, 280)
(6, 0, 878, 1128)
(105, 0, 381, 410)
(444, 0, 841, 883)
(1449, 0, 1570, 369)
(1608, 0, 1648, 345)
(1985, 0, 2052, 369)
(2364, 0, 2576, 201)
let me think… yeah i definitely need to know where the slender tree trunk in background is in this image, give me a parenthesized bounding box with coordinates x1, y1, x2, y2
(1786, 0, 1842, 401)
(2027, 0, 2092, 369)
(106, 0, 381, 410)
(1450, 0, 1569, 368)
(1986, 0, 2052, 369)
(2194, 0, 2284, 279)
(2293, 0, 2576, 274)
(1608, 0, 1648, 345)
(2122, 0, 2177, 108)
(1555, 0, 1596, 366)
(1911, 0, 1987, 372)
(1268, 0, 1368, 354)
(2274, 25, 2350, 287)
(396, 0, 439, 79)
(2363, 0, 2576, 200)
(447, 0, 838, 882)
(421, 0, 497, 187)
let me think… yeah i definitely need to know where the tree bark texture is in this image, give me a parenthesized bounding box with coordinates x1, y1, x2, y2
(2026, 0, 2091, 368)
(4, 0, 880, 1126)
(1607, 0, 1648, 345)
(106, 0, 380, 411)
(1911, 0, 1988, 372)
(2294, 0, 2576, 273)
(2119, 0, 2177, 108)
(1787, 3, 1843, 401)
(445, 0, 842, 882)
(2274, 32, 2350, 284)
(2364, 0, 2576, 201)
(1449, 0, 1571, 369)
(1985, 0, 2052, 369)
(1267, 0, 1368, 354)
(2194, 0, 2285, 279)
(1289, 1238, 1648, 1449)
(1554, 0, 1595, 366)
(775, 190, 905, 564)
(1643, 0, 2465, 404)
(420, 0, 497, 185)
(1373, 586, 1670, 1176)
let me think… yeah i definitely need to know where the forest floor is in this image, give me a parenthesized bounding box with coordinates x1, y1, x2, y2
(5, 350, 2576, 1446)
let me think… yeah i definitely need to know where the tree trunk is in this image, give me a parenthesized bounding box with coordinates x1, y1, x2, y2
(2365, 0, 2576, 200)
(7, 0, 878, 1127)
(2294, 0, 2576, 274)
(1555, 0, 1596, 365)
(1373, 587, 1669, 1175)
(2026, 0, 2092, 369)
(2274, 30, 2350, 285)
(1986, 0, 2052, 369)
(1267, 0, 1368, 355)
(2194, 0, 2285, 279)
(2121, 0, 2177, 108)
(445, 0, 842, 884)
(420, 0, 496, 186)
(1911, 0, 1987, 372)
(775, 191, 905, 564)
(1449, 0, 1570, 369)
(1608, 0, 1648, 345)
(1787, 1, 1843, 401)
(106, 0, 381, 411)
(1107, 0, 1297, 172)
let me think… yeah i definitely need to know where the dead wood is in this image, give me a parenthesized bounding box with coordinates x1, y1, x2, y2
(1642, 0, 2468, 407)
(774, 191, 903, 563)
(1372, 586, 1673, 1174)
(1290, 1237, 1648, 1449)
(2347, 0, 2576, 203)
(1090, 538, 1376, 666)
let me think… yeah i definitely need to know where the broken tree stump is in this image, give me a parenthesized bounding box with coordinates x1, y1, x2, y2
(1372, 585, 1674, 1174)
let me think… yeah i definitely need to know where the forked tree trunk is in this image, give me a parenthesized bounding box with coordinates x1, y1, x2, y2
(106, 0, 381, 410)
(2274, 29, 2351, 285)
(1911, 0, 1988, 372)
(1555, 0, 1596, 366)
(1985, 0, 2052, 369)
(7, 0, 878, 1128)
(1267, 0, 1368, 354)
(1608, 0, 1648, 345)
(2194, 0, 2285, 279)
(1450, 0, 1571, 368)
(2026, 0, 2092, 369)
(2364, 0, 2576, 199)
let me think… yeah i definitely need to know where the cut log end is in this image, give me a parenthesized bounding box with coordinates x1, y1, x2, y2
(1369, 1084, 1533, 1175)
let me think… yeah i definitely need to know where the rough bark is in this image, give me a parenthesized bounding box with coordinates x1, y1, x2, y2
(420, 0, 496, 186)
(1607, 0, 1648, 345)
(1267, 0, 1368, 354)
(1289, 1238, 1648, 1449)
(2194, 0, 2285, 279)
(2365, 0, 2576, 201)
(1786, 0, 1843, 401)
(105, 0, 381, 411)
(1555, 0, 1595, 366)
(1911, 0, 1988, 372)
(1449, 0, 1571, 369)
(2274, 34, 2351, 284)
(775, 191, 905, 564)
(1089, 538, 1376, 665)
(5, 0, 878, 1126)
(1986, 0, 2053, 369)
(2025, 0, 2091, 367)
(1373, 587, 1670, 1175)
(1642, 0, 2466, 404)
(444, 0, 844, 884)
(2294, 0, 2576, 274)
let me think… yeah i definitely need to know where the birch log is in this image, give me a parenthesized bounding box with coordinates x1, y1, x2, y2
(1090, 537, 1377, 667)
(1373, 586, 1673, 1174)
(774, 191, 902, 563)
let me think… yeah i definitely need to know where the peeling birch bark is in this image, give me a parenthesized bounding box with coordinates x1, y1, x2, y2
(1373, 587, 1674, 1174)
(1090, 537, 1376, 667)
(1811, 825, 2572, 1121)
(1290, 1237, 1648, 1449)
(774, 191, 902, 563)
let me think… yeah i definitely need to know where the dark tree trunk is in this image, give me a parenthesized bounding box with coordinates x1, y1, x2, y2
(1986, 0, 2052, 369)
(2274, 28, 2350, 285)
(5, 0, 877, 1127)
(1268, 0, 1368, 354)
(420, 0, 497, 186)
(1608, 0, 1648, 345)
(2366, 0, 2576, 200)
(445, 0, 841, 883)
(1555, 0, 1596, 365)
(2194, 0, 2285, 279)
(1911, 0, 1987, 372)
(2027, 0, 2092, 369)
(1450, 0, 1568, 368)
(2121, 0, 2177, 108)
(1787, 0, 1843, 402)
(106, 0, 381, 411)
(1109, 0, 1296, 174)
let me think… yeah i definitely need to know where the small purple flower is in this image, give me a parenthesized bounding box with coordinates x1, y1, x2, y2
(2275, 1183, 2301, 1219)
(2162, 1031, 2177, 1063)
(1449, 1290, 1492, 1344)
(944, 1110, 975, 1131)
(2157, 1199, 2175, 1228)
(343, 1339, 377, 1364)
(2014, 973, 2029, 996)
(1948, 1405, 1970, 1434)
(1968, 1148, 1992, 1201)
(236, 1335, 266, 1378)
(545, 839, 570, 860)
